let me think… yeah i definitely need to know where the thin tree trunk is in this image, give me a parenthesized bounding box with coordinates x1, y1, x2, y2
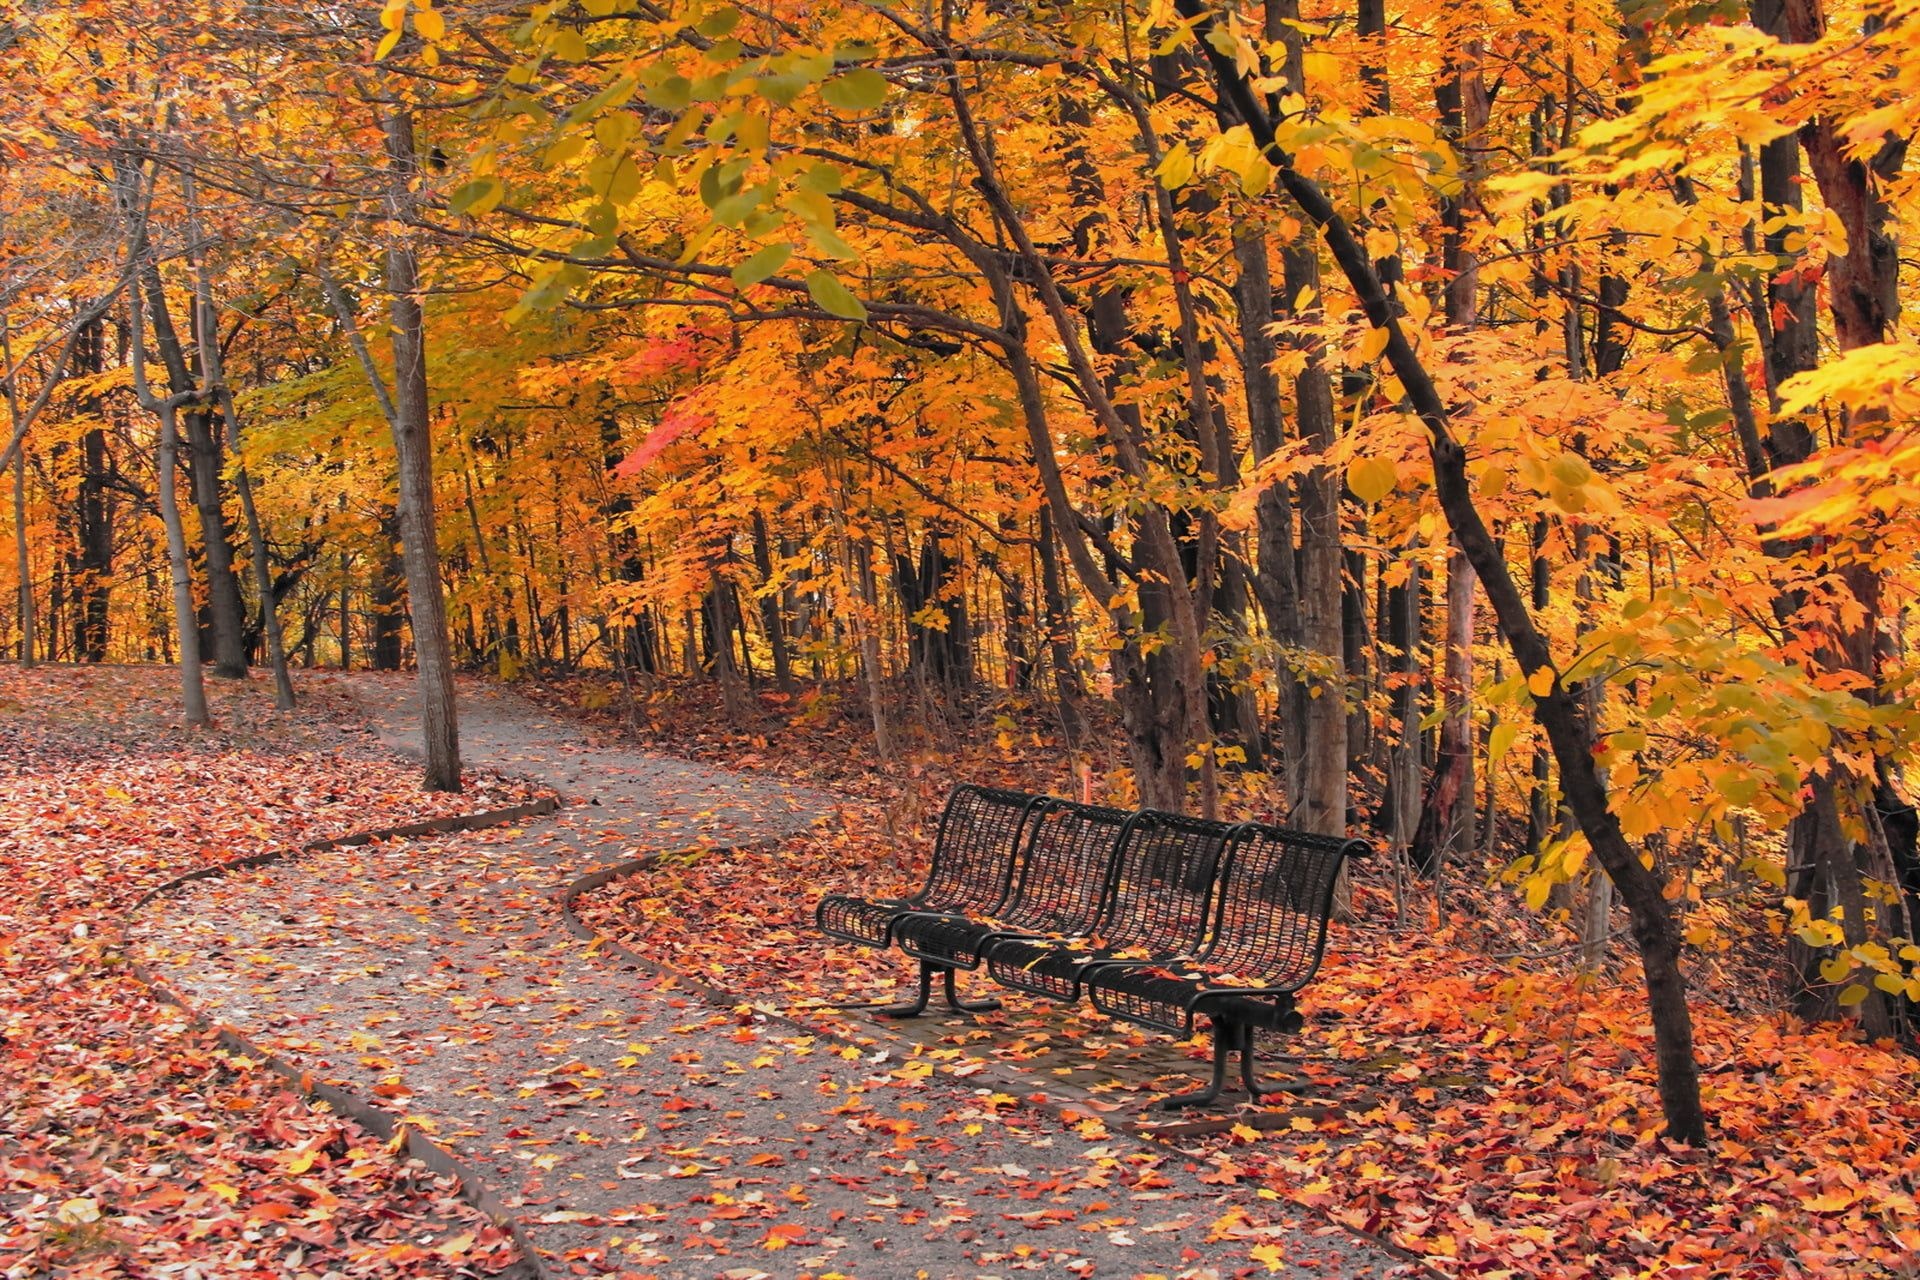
(750, 511, 795, 695)
(1, 319, 33, 666)
(1416, 48, 1488, 873)
(184, 173, 293, 708)
(128, 286, 208, 727)
(337, 552, 353, 669)
(10, 440, 27, 665)
(1272, 0, 1346, 838)
(381, 110, 461, 792)
(140, 264, 246, 678)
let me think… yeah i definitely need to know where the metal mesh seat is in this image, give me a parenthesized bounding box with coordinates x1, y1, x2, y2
(1085, 823, 1370, 1107)
(815, 785, 1041, 947)
(985, 811, 1241, 1003)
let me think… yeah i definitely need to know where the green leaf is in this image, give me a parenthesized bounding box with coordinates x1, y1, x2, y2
(649, 75, 692, 110)
(820, 69, 888, 112)
(731, 243, 791, 289)
(800, 162, 843, 195)
(696, 6, 740, 36)
(449, 178, 503, 216)
(805, 269, 867, 320)
(803, 220, 858, 261)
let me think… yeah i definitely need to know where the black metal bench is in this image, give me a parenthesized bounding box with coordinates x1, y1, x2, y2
(817, 788, 1367, 1109)
(1084, 823, 1369, 1107)
(814, 784, 1045, 1015)
(886, 799, 1133, 1012)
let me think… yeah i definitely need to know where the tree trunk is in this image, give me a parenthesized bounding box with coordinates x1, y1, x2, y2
(1272, 2, 1346, 838)
(128, 282, 208, 727)
(1416, 50, 1488, 874)
(10, 439, 27, 665)
(382, 110, 461, 793)
(1035, 505, 1086, 744)
(184, 176, 294, 708)
(153, 402, 208, 725)
(1763, 0, 1907, 1037)
(750, 511, 795, 695)
(371, 539, 406, 670)
(1415, 544, 1477, 872)
(2, 320, 34, 667)
(141, 266, 246, 678)
(1233, 226, 1305, 782)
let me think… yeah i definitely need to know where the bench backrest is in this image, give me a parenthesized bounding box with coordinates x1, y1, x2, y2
(997, 799, 1133, 935)
(1097, 811, 1243, 955)
(1201, 824, 1371, 991)
(918, 785, 1047, 914)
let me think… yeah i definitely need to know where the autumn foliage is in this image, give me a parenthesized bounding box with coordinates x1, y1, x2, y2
(4, 0, 1920, 1273)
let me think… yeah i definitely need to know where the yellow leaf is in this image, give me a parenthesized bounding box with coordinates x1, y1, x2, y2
(1836, 983, 1869, 1007)
(1252, 1242, 1288, 1272)
(1801, 1188, 1860, 1213)
(375, 25, 403, 60)
(413, 7, 445, 40)
(1357, 326, 1390, 363)
(1526, 666, 1556, 698)
(1346, 456, 1397, 504)
(1156, 142, 1194, 190)
(56, 1198, 101, 1225)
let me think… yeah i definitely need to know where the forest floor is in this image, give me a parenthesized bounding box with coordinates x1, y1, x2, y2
(7, 665, 1919, 1280)
(114, 668, 1410, 1280)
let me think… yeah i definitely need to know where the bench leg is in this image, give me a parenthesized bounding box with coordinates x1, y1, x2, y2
(1157, 1025, 1233, 1109)
(1239, 1023, 1266, 1100)
(941, 966, 1002, 1014)
(878, 959, 937, 1018)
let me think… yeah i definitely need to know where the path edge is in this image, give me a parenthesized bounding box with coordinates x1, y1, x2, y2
(117, 796, 562, 1280)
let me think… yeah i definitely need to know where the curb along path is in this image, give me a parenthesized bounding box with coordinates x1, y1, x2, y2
(131, 675, 1410, 1279)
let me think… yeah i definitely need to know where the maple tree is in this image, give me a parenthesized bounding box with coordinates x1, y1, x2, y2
(4, 0, 1920, 1267)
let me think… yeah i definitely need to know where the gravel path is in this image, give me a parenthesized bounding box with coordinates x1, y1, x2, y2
(132, 674, 1412, 1279)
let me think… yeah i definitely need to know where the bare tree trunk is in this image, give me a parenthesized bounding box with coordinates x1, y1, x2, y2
(129, 287, 208, 727)
(1416, 543, 1477, 872)
(381, 110, 461, 792)
(10, 440, 26, 665)
(1416, 48, 1488, 874)
(750, 511, 795, 695)
(1272, 0, 1346, 839)
(1, 319, 33, 667)
(140, 264, 247, 678)
(337, 552, 353, 669)
(184, 173, 293, 708)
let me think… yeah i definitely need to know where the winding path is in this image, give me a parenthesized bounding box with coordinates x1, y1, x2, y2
(132, 675, 1408, 1279)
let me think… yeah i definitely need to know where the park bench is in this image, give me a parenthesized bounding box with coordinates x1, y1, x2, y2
(817, 788, 1369, 1108)
(815, 784, 1047, 1015)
